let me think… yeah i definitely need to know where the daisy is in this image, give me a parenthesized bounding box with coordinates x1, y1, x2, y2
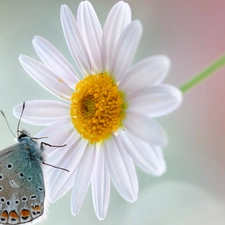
(13, 1, 182, 220)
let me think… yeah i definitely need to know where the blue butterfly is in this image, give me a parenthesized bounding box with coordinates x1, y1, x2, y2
(0, 102, 68, 224)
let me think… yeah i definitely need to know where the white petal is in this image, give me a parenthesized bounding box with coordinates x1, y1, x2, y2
(119, 129, 166, 176)
(77, 1, 103, 72)
(47, 136, 87, 202)
(102, 1, 131, 71)
(44, 129, 81, 167)
(110, 20, 142, 81)
(105, 137, 138, 202)
(36, 119, 76, 201)
(119, 56, 171, 94)
(47, 172, 74, 203)
(127, 84, 183, 118)
(91, 144, 110, 220)
(36, 118, 74, 155)
(32, 36, 79, 88)
(124, 112, 167, 146)
(19, 54, 73, 101)
(44, 129, 80, 183)
(13, 100, 70, 126)
(61, 5, 92, 76)
(71, 144, 97, 216)
(152, 145, 167, 174)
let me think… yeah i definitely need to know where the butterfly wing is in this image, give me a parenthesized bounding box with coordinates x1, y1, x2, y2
(0, 143, 45, 224)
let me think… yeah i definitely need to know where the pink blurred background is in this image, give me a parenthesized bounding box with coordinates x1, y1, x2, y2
(0, 0, 225, 224)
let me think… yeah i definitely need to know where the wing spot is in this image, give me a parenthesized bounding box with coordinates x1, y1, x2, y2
(38, 187, 43, 192)
(0, 186, 3, 191)
(1, 211, 8, 221)
(15, 200, 20, 205)
(22, 216, 28, 220)
(9, 211, 19, 223)
(10, 180, 20, 188)
(0, 174, 3, 180)
(6, 163, 13, 169)
(31, 205, 42, 217)
(21, 196, 27, 202)
(6, 200, 11, 206)
(20, 209, 31, 221)
(35, 206, 41, 211)
(0, 197, 5, 203)
(30, 194, 37, 200)
(28, 176, 32, 181)
(19, 172, 24, 178)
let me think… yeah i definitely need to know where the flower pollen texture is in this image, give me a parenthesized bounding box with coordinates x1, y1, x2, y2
(70, 72, 124, 143)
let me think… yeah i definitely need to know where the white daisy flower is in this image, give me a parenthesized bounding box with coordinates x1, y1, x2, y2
(13, 1, 182, 220)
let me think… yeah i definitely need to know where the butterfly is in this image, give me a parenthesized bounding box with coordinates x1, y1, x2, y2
(0, 102, 68, 224)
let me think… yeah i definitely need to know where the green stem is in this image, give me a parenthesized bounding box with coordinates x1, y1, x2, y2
(180, 54, 225, 93)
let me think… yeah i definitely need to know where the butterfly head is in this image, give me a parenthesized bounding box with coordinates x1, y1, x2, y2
(17, 129, 44, 161)
(17, 129, 32, 141)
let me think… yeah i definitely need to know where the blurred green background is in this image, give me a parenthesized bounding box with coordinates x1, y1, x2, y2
(1, 0, 225, 224)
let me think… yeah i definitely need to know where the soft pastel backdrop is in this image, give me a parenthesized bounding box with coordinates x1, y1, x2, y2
(0, 0, 225, 224)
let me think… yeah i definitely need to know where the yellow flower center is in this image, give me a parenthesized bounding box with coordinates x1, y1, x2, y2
(70, 72, 125, 144)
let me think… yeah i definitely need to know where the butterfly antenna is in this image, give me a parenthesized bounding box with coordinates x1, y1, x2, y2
(17, 102, 26, 137)
(0, 110, 16, 138)
(42, 161, 69, 172)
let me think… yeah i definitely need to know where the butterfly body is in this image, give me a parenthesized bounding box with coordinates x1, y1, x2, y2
(0, 130, 45, 225)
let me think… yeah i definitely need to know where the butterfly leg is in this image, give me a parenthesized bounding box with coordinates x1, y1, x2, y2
(40, 142, 66, 150)
(40, 142, 69, 172)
